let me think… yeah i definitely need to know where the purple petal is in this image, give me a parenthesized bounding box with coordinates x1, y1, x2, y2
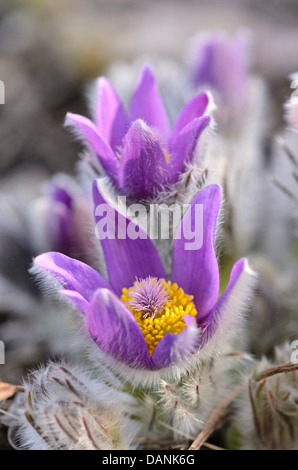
(47, 202, 74, 254)
(171, 92, 209, 144)
(192, 32, 249, 105)
(61, 290, 89, 314)
(119, 119, 168, 199)
(65, 113, 119, 184)
(129, 65, 171, 142)
(192, 36, 220, 89)
(172, 184, 221, 322)
(152, 315, 200, 368)
(168, 116, 210, 183)
(34, 252, 111, 302)
(93, 181, 167, 295)
(95, 77, 128, 150)
(198, 258, 249, 348)
(49, 184, 73, 208)
(86, 288, 153, 369)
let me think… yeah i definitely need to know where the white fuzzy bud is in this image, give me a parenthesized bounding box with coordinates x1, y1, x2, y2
(231, 343, 298, 450)
(2, 362, 137, 450)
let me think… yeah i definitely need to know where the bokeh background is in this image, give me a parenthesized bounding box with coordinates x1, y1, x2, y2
(1, 0, 298, 176)
(1, 0, 298, 449)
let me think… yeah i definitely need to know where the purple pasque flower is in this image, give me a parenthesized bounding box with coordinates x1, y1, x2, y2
(40, 176, 91, 259)
(65, 65, 210, 200)
(47, 181, 76, 254)
(30, 176, 78, 256)
(34, 176, 101, 267)
(191, 30, 249, 108)
(33, 183, 248, 372)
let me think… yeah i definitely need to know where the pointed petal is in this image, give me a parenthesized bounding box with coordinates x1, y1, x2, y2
(129, 65, 171, 142)
(65, 113, 119, 184)
(95, 77, 128, 150)
(192, 32, 249, 105)
(93, 182, 167, 295)
(119, 119, 168, 199)
(152, 315, 200, 368)
(168, 116, 210, 183)
(199, 258, 255, 348)
(61, 290, 89, 314)
(49, 184, 73, 208)
(192, 35, 221, 88)
(34, 252, 111, 302)
(172, 185, 221, 322)
(86, 289, 153, 369)
(42, 199, 74, 254)
(171, 92, 209, 144)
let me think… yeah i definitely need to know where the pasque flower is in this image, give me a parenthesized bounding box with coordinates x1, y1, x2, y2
(65, 65, 210, 200)
(44, 179, 77, 254)
(31, 174, 97, 264)
(190, 30, 249, 108)
(33, 183, 251, 374)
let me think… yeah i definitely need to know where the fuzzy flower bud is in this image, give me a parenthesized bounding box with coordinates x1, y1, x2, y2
(155, 354, 239, 439)
(2, 362, 137, 450)
(230, 343, 298, 450)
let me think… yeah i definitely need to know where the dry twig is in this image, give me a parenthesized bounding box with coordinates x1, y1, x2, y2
(0, 380, 24, 401)
(255, 362, 298, 382)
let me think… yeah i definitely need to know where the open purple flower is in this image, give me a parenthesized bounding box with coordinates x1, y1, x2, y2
(65, 65, 210, 200)
(33, 183, 249, 372)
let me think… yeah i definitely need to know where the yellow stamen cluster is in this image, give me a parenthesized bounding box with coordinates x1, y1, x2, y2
(121, 278, 197, 356)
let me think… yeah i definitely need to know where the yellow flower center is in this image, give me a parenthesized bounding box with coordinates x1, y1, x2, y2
(121, 277, 197, 356)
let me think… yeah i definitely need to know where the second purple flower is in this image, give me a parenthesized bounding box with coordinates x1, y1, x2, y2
(66, 65, 210, 200)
